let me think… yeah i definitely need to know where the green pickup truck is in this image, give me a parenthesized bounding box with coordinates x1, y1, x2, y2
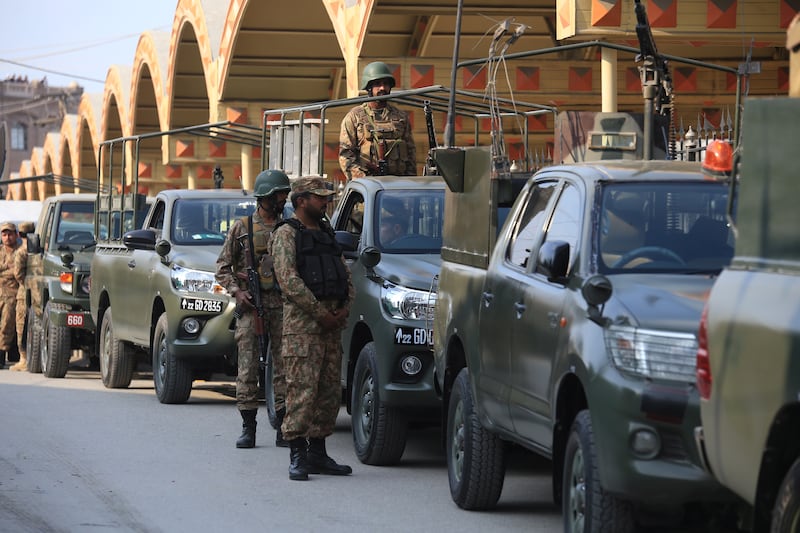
(696, 97, 800, 533)
(89, 189, 256, 403)
(331, 175, 445, 465)
(24, 194, 101, 377)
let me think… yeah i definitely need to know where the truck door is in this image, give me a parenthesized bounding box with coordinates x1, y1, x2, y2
(510, 181, 580, 443)
(478, 180, 559, 430)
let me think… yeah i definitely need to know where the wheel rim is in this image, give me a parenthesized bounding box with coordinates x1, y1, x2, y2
(41, 311, 50, 370)
(155, 331, 167, 388)
(450, 398, 465, 484)
(567, 444, 587, 533)
(100, 320, 111, 380)
(355, 368, 375, 445)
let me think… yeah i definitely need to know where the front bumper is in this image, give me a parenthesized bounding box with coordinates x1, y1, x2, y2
(588, 365, 734, 505)
(166, 296, 237, 362)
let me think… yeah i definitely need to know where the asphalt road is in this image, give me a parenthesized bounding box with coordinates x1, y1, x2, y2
(0, 367, 562, 533)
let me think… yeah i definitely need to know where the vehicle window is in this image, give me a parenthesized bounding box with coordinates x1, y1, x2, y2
(41, 204, 56, 252)
(336, 192, 365, 235)
(56, 202, 95, 248)
(375, 190, 444, 253)
(506, 181, 558, 268)
(535, 183, 581, 273)
(171, 198, 256, 245)
(598, 181, 732, 273)
(148, 201, 166, 232)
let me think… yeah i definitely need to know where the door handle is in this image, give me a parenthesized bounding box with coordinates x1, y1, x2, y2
(127, 260, 136, 268)
(482, 292, 494, 307)
(514, 301, 526, 318)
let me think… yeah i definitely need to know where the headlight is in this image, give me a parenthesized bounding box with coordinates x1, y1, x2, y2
(59, 272, 73, 294)
(604, 325, 697, 382)
(171, 264, 227, 294)
(381, 284, 436, 321)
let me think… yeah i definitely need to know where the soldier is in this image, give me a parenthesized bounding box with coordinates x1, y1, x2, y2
(0, 222, 22, 368)
(269, 176, 355, 481)
(215, 169, 291, 449)
(339, 61, 417, 178)
(10, 221, 34, 372)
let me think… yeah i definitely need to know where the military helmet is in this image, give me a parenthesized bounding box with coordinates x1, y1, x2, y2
(253, 169, 291, 197)
(361, 61, 396, 90)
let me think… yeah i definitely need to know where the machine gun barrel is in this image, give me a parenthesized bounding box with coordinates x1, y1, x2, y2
(424, 101, 438, 175)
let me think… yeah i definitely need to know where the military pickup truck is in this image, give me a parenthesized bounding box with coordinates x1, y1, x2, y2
(89, 189, 256, 403)
(695, 97, 800, 533)
(331, 175, 445, 465)
(24, 194, 103, 377)
(433, 143, 739, 530)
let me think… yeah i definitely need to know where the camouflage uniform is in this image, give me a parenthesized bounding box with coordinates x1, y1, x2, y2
(339, 102, 417, 178)
(12, 242, 28, 363)
(215, 211, 284, 413)
(269, 213, 355, 442)
(0, 227, 21, 361)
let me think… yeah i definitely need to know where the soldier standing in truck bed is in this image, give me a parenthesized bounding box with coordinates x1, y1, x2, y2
(215, 169, 291, 449)
(339, 61, 417, 178)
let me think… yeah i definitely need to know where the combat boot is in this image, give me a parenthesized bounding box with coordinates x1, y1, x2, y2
(235, 409, 257, 448)
(10, 353, 27, 372)
(307, 437, 352, 476)
(288, 438, 309, 481)
(275, 407, 288, 448)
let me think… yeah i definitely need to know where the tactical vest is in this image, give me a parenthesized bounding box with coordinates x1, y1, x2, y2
(360, 103, 409, 175)
(278, 218, 349, 302)
(241, 215, 275, 291)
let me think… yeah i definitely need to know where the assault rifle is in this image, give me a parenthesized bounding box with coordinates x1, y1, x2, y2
(376, 136, 388, 176)
(234, 226, 270, 372)
(423, 101, 439, 176)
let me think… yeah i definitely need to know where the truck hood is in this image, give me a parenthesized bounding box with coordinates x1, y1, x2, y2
(606, 274, 715, 333)
(169, 245, 222, 272)
(373, 253, 442, 291)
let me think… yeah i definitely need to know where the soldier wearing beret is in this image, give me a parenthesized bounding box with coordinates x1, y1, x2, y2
(269, 176, 355, 481)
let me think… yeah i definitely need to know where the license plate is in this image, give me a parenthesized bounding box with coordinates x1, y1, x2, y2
(66, 313, 84, 327)
(180, 298, 223, 314)
(394, 327, 431, 346)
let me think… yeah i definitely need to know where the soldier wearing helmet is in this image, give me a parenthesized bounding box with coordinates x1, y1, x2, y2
(339, 61, 417, 178)
(215, 169, 291, 449)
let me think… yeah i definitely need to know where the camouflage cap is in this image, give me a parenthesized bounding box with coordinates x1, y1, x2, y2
(291, 176, 335, 198)
(0, 221, 17, 233)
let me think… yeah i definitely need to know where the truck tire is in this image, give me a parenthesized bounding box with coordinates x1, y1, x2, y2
(351, 342, 408, 465)
(25, 306, 43, 374)
(771, 457, 800, 532)
(563, 410, 634, 533)
(41, 302, 71, 378)
(99, 308, 136, 389)
(447, 367, 505, 510)
(152, 313, 192, 404)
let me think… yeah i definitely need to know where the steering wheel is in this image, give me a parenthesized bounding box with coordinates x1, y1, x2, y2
(612, 246, 685, 268)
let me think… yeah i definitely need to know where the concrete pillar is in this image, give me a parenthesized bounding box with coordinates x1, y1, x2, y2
(187, 165, 197, 190)
(241, 144, 254, 191)
(601, 47, 617, 113)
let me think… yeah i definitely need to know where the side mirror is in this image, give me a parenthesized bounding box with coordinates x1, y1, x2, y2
(27, 234, 42, 254)
(335, 230, 359, 260)
(123, 229, 157, 251)
(536, 240, 570, 282)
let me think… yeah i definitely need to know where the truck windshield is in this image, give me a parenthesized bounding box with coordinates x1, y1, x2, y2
(375, 190, 444, 253)
(56, 202, 95, 247)
(598, 181, 732, 274)
(172, 198, 256, 245)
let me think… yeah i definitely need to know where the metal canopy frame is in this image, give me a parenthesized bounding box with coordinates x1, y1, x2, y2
(261, 84, 558, 175)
